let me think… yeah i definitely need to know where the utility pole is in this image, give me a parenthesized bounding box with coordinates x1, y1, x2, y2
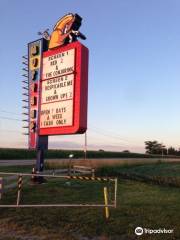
(84, 132, 87, 161)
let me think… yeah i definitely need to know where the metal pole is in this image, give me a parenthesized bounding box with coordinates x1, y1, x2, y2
(36, 149, 44, 172)
(35, 149, 45, 183)
(0, 172, 115, 181)
(68, 154, 74, 176)
(84, 132, 87, 161)
(114, 178, 118, 208)
(0, 204, 115, 208)
(92, 168, 95, 178)
(103, 187, 110, 219)
(0, 177, 3, 200)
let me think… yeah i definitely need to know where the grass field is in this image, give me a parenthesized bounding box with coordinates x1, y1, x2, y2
(45, 157, 180, 169)
(97, 161, 180, 177)
(0, 148, 175, 160)
(0, 162, 180, 240)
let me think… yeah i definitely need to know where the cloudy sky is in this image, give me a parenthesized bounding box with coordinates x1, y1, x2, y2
(0, 0, 180, 152)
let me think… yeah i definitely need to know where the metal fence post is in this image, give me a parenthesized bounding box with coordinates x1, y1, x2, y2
(68, 154, 74, 176)
(92, 168, 95, 177)
(103, 186, 109, 219)
(0, 177, 3, 200)
(114, 178, 118, 208)
(17, 175, 23, 206)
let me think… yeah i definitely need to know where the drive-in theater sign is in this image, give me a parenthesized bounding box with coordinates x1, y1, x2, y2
(22, 13, 88, 172)
(40, 41, 88, 135)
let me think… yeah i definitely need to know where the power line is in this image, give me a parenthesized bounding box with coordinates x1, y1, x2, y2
(89, 124, 128, 139)
(0, 117, 132, 144)
(0, 129, 23, 133)
(0, 110, 135, 143)
(0, 112, 138, 142)
(0, 109, 21, 116)
(89, 128, 128, 143)
(0, 116, 22, 121)
(88, 124, 139, 145)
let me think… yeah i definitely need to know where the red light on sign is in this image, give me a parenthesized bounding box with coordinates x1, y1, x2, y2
(39, 41, 88, 136)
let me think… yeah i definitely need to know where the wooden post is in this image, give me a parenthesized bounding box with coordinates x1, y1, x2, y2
(103, 187, 109, 219)
(17, 175, 23, 206)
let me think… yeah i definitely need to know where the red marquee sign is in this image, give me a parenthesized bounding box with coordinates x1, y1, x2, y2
(26, 13, 88, 151)
(39, 41, 88, 136)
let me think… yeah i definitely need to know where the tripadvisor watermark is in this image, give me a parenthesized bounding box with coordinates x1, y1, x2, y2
(135, 227, 173, 236)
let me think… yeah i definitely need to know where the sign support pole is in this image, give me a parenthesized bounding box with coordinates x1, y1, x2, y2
(35, 148, 45, 183)
(36, 149, 44, 172)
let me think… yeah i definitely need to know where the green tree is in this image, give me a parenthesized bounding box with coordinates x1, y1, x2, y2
(145, 141, 167, 155)
(167, 147, 177, 155)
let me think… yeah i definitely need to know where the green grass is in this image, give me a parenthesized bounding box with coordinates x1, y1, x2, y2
(0, 162, 180, 239)
(0, 179, 179, 239)
(98, 162, 180, 177)
(0, 147, 162, 160)
(97, 162, 180, 187)
(117, 161, 180, 177)
(0, 165, 33, 173)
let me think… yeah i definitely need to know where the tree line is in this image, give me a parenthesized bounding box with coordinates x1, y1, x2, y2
(145, 141, 180, 155)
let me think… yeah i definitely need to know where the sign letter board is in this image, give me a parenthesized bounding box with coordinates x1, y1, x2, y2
(39, 41, 88, 136)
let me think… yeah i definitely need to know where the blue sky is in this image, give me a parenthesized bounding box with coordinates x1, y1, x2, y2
(0, 0, 180, 152)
